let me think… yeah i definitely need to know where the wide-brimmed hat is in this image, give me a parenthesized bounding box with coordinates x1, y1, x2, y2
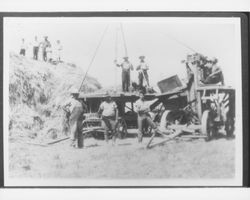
(123, 56, 129, 59)
(139, 55, 145, 59)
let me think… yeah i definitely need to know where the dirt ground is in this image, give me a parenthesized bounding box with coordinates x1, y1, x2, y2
(8, 133, 235, 180)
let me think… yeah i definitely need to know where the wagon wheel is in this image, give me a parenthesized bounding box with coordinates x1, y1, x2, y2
(225, 115, 235, 138)
(201, 110, 216, 141)
(159, 110, 172, 132)
(116, 118, 128, 139)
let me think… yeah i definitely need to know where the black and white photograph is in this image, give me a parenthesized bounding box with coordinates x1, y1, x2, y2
(3, 16, 243, 186)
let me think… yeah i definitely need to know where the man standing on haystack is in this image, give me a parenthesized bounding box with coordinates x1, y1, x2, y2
(54, 40, 63, 63)
(32, 36, 40, 60)
(114, 56, 134, 92)
(19, 38, 27, 56)
(41, 36, 51, 62)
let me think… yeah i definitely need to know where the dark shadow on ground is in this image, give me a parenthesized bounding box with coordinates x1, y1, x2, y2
(213, 132, 235, 140)
(117, 143, 132, 146)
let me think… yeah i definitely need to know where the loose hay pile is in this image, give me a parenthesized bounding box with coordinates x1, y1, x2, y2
(9, 53, 101, 142)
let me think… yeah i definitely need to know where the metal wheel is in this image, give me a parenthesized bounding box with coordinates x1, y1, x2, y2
(159, 110, 172, 132)
(201, 110, 216, 141)
(116, 118, 128, 139)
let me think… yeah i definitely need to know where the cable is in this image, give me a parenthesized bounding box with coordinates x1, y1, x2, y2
(78, 25, 109, 92)
(163, 32, 197, 54)
(115, 27, 118, 60)
(120, 23, 128, 57)
(114, 27, 119, 90)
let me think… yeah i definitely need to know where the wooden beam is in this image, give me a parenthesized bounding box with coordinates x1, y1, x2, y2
(179, 135, 207, 139)
(25, 142, 48, 147)
(147, 130, 182, 149)
(146, 132, 156, 149)
(47, 137, 70, 145)
(82, 128, 104, 135)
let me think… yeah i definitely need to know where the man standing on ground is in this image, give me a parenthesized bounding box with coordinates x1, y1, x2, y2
(66, 89, 86, 148)
(135, 89, 158, 143)
(98, 92, 118, 145)
(136, 56, 150, 89)
(115, 56, 133, 92)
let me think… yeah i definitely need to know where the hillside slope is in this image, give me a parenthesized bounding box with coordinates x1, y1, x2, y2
(9, 53, 101, 142)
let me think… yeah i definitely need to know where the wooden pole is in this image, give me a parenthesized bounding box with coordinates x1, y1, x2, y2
(146, 132, 156, 149)
(47, 137, 70, 145)
(147, 130, 182, 149)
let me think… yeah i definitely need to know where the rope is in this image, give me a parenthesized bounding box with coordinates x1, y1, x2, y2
(115, 27, 118, 60)
(142, 69, 150, 87)
(114, 27, 119, 90)
(163, 32, 197, 54)
(78, 25, 109, 92)
(120, 23, 128, 57)
(120, 23, 132, 88)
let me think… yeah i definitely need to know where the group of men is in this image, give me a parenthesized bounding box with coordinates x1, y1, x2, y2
(19, 36, 63, 63)
(199, 57, 224, 85)
(114, 55, 150, 92)
(68, 89, 159, 148)
(97, 90, 157, 145)
(185, 54, 224, 86)
(66, 53, 225, 148)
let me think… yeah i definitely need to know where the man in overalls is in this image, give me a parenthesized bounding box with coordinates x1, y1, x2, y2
(136, 56, 150, 89)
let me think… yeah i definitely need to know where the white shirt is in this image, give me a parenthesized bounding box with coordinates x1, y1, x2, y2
(137, 62, 149, 72)
(121, 61, 133, 71)
(65, 97, 82, 113)
(134, 99, 150, 115)
(140, 63, 149, 70)
(33, 40, 40, 47)
(99, 101, 117, 117)
(55, 43, 63, 51)
(20, 41, 27, 50)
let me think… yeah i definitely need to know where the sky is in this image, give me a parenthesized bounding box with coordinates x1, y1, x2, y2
(4, 17, 241, 89)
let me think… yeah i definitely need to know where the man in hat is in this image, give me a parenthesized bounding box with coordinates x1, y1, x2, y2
(98, 92, 118, 145)
(136, 56, 150, 89)
(114, 56, 134, 92)
(41, 36, 51, 62)
(32, 36, 40, 60)
(134, 89, 157, 143)
(201, 58, 224, 85)
(65, 88, 87, 148)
